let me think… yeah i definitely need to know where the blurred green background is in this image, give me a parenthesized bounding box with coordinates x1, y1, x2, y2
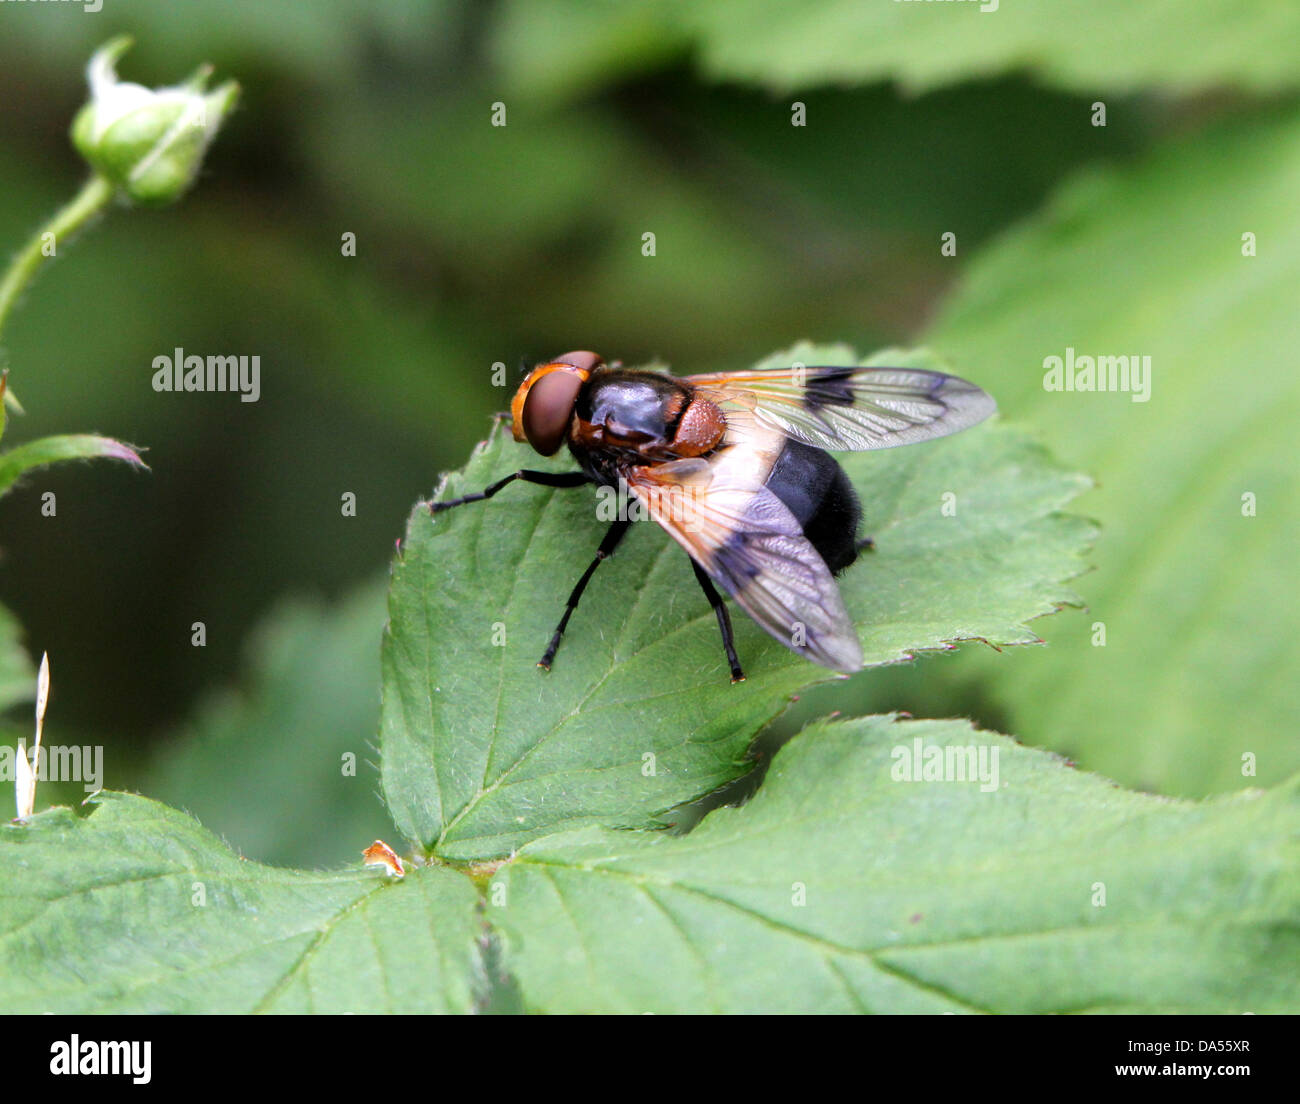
(0, 0, 1296, 867)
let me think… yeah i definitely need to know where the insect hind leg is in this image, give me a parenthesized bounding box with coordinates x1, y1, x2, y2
(690, 559, 745, 684)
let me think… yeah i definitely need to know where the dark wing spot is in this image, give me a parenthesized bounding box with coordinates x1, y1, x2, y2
(805, 367, 858, 410)
(713, 529, 765, 588)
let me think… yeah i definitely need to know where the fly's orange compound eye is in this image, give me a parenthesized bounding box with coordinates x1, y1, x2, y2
(520, 371, 583, 455)
(510, 351, 603, 456)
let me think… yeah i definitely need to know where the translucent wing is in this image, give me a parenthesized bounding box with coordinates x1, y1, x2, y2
(621, 411, 863, 673)
(684, 363, 995, 452)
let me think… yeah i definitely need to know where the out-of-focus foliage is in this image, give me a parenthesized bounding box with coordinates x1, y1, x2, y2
(492, 0, 1300, 101)
(0, 0, 456, 79)
(0, 605, 31, 712)
(926, 106, 1300, 795)
(814, 105, 1300, 797)
(148, 581, 391, 869)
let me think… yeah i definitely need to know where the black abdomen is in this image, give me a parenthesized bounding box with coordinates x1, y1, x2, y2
(765, 440, 862, 574)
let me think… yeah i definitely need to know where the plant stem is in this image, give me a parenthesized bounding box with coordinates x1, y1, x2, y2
(0, 173, 115, 357)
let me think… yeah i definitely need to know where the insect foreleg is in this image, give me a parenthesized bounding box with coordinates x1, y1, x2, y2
(430, 469, 591, 513)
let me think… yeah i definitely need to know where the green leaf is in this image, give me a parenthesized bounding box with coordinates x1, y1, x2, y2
(905, 104, 1300, 796)
(380, 345, 1094, 860)
(491, 715, 1300, 1014)
(0, 433, 145, 498)
(0, 792, 484, 1013)
(145, 582, 393, 870)
(492, 0, 1300, 101)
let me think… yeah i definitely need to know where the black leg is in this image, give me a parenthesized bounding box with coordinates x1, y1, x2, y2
(690, 559, 745, 684)
(430, 469, 590, 513)
(538, 519, 632, 670)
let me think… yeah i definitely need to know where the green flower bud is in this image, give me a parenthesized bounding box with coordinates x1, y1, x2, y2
(71, 36, 239, 206)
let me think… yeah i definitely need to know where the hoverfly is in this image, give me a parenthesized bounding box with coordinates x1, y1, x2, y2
(432, 351, 995, 682)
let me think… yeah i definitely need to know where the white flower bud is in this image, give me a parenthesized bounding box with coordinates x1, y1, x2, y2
(71, 36, 239, 206)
